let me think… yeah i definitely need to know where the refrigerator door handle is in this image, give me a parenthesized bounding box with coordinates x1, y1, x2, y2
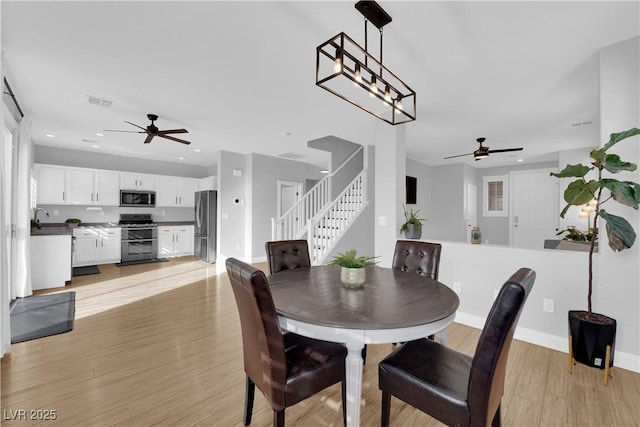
(196, 196, 203, 229)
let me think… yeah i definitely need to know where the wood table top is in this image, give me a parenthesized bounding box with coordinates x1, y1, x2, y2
(269, 266, 460, 329)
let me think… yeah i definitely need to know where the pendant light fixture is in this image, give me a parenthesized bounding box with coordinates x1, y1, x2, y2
(316, 1, 416, 125)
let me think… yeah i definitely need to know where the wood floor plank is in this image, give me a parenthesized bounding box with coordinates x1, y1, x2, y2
(2, 256, 639, 426)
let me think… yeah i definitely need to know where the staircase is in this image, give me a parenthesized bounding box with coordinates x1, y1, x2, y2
(271, 146, 368, 264)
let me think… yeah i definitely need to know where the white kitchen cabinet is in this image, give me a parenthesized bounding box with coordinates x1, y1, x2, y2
(67, 168, 94, 205)
(73, 227, 121, 267)
(156, 176, 197, 207)
(35, 164, 120, 206)
(31, 234, 72, 289)
(35, 164, 67, 204)
(120, 172, 155, 190)
(197, 176, 216, 191)
(94, 171, 120, 205)
(158, 225, 193, 258)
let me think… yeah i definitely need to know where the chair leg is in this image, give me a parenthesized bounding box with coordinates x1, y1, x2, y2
(381, 391, 391, 427)
(244, 376, 255, 426)
(273, 410, 285, 427)
(361, 345, 368, 364)
(341, 380, 347, 427)
(491, 405, 501, 427)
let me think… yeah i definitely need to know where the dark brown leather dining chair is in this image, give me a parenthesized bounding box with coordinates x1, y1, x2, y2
(378, 267, 536, 427)
(265, 240, 311, 274)
(391, 240, 442, 279)
(225, 258, 347, 427)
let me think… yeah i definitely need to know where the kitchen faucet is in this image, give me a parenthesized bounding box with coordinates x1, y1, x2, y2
(33, 207, 50, 223)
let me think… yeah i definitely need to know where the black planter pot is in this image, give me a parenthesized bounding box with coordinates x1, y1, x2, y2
(568, 310, 616, 385)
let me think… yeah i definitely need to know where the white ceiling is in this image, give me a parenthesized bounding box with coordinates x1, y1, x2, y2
(2, 1, 638, 170)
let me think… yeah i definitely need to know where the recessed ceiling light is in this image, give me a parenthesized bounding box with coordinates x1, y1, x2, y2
(178, 157, 185, 160)
(92, 145, 100, 149)
(46, 134, 55, 138)
(320, 170, 329, 174)
(517, 159, 524, 162)
(194, 149, 201, 152)
(96, 133, 104, 137)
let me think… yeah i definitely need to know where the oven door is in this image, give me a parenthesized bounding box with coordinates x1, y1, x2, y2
(121, 227, 158, 262)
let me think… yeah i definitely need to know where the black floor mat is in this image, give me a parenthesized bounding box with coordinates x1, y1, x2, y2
(72, 265, 100, 276)
(10, 292, 76, 344)
(115, 258, 168, 267)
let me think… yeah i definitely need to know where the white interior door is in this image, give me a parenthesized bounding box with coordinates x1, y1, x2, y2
(510, 169, 558, 249)
(277, 181, 302, 218)
(464, 184, 477, 243)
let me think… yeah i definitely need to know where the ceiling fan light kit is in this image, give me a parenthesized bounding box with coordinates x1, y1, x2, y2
(316, 1, 416, 125)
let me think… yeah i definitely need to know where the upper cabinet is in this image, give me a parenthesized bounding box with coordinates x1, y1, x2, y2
(156, 175, 197, 207)
(35, 164, 67, 204)
(35, 165, 120, 206)
(120, 172, 155, 191)
(34, 163, 204, 208)
(197, 176, 216, 191)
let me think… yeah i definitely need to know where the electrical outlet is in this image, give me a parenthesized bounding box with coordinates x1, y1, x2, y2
(453, 281, 462, 294)
(53, 209, 59, 216)
(99, 210, 105, 216)
(543, 298, 555, 313)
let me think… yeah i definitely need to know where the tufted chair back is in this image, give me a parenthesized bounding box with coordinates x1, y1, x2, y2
(391, 240, 442, 279)
(266, 240, 311, 275)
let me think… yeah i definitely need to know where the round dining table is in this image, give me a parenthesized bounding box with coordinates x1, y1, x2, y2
(268, 265, 460, 427)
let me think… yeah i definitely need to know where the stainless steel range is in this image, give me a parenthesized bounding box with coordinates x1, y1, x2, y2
(119, 213, 158, 262)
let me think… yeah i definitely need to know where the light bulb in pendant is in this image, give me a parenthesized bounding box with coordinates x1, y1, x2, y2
(353, 63, 362, 87)
(333, 48, 343, 74)
(384, 85, 392, 104)
(395, 96, 404, 113)
(369, 75, 378, 98)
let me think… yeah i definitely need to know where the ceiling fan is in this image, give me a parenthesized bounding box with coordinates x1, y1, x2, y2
(104, 114, 191, 145)
(444, 137, 523, 161)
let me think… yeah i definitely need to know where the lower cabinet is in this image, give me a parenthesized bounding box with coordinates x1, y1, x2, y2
(158, 225, 194, 258)
(73, 227, 121, 267)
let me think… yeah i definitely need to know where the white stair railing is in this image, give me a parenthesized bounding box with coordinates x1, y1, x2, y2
(271, 146, 364, 240)
(308, 169, 367, 264)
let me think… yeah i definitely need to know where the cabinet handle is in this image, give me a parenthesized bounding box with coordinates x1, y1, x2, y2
(91, 193, 94, 202)
(95, 239, 98, 247)
(63, 191, 65, 201)
(97, 193, 100, 202)
(175, 196, 178, 204)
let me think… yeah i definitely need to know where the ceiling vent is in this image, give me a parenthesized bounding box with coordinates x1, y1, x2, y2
(570, 120, 594, 128)
(87, 95, 115, 108)
(81, 138, 98, 144)
(277, 152, 305, 160)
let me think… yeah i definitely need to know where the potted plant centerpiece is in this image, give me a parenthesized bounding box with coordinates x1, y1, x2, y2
(328, 249, 378, 288)
(400, 204, 426, 239)
(551, 127, 640, 385)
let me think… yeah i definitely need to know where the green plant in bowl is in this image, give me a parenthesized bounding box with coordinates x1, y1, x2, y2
(328, 249, 378, 268)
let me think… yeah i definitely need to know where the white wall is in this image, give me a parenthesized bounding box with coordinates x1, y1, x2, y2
(248, 153, 308, 261)
(435, 240, 637, 371)
(217, 150, 247, 262)
(596, 36, 640, 360)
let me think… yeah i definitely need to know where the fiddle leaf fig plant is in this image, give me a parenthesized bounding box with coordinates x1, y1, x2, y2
(551, 127, 640, 314)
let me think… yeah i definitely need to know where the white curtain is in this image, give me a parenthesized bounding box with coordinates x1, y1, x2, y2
(0, 121, 10, 357)
(13, 117, 33, 298)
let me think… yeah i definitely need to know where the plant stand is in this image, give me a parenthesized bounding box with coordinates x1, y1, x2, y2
(568, 310, 616, 386)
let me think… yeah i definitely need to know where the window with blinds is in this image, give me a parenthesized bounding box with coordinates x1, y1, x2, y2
(483, 175, 508, 217)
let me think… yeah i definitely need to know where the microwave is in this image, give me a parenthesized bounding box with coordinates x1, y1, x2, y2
(120, 190, 156, 207)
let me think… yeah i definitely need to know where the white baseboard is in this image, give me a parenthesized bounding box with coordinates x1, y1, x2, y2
(454, 312, 640, 373)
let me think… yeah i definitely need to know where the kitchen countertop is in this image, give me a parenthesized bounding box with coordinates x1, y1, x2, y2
(156, 221, 194, 226)
(31, 221, 193, 235)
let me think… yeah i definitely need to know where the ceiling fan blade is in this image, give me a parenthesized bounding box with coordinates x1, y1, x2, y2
(143, 134, 155, 144)
(487, 147, 524, 154)
(104, 129, 145, 133)
(443, 152, 473, 159)
(124, 121, 148, 131)
(158, 134, 191, 145)
(158, 128, 188, 135)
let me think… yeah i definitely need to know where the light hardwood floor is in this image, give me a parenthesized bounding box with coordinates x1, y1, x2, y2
(2, 257, 639, 426)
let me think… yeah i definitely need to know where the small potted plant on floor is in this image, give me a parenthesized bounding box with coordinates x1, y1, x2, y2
(400, 204, 426, 239)
(328, 249, 378, 288)
(551, 127, 640, 385)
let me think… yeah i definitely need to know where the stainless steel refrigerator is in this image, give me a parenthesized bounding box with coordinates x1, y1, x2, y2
(194, 190, 217, 263)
